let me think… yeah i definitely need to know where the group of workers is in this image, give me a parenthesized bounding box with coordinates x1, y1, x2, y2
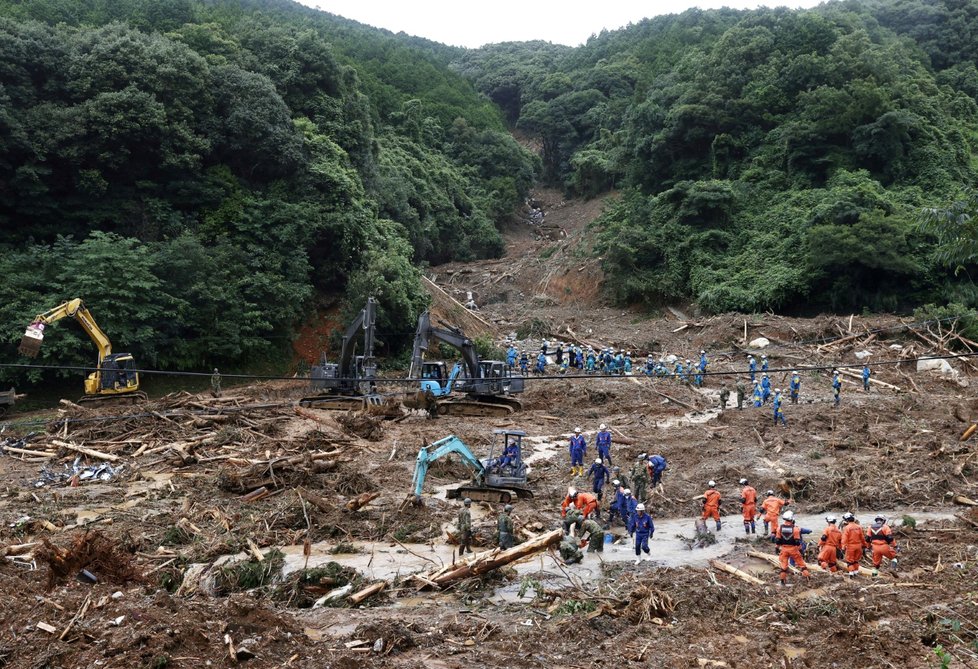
(455, 466, 901, 581)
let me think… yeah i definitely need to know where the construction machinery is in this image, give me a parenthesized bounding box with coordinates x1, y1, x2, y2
(411, 430, 533, 504)
(0, 388, 17, 417)
(17, 299, 146, 404)
(298, 298, 383, 410)
(403, 311, 523, 417)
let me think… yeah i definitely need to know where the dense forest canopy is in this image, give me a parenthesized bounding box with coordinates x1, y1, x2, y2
(452, 0, 978, 313)
(2, 0, 978, 386)
(0, 0, 536, 381)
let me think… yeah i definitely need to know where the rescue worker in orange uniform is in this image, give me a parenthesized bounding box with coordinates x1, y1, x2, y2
(772, 510, 812, 585)
(739, 478, 757, 535)
(840, 512, 868, 578)
(759, 490, 789, 536)
(817, 515, 843, 573)
(702, 480, 722, 531)
(560, 488, 579, 518)
(866, 515, 898, 575)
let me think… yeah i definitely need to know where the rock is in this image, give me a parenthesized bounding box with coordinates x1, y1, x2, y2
(889, 344, 904, 350)
(854, 350, 872, 360)
(748, 337, 770, 349)
(917, 358, 955, 374)
(372, 638, 384, 652)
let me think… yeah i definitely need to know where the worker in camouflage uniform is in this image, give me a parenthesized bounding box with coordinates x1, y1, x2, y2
(736, 379, 746, 409)
(211, 368, 222, 398)
(719, 386, 730, 411)
(456, 498, 472, 555)
(497, 504, 515, 549)
(562, 506, 584, 536)
(630, 454, 649, 503)
(580, 517, 605, 553)
(559, 534, 584, 564)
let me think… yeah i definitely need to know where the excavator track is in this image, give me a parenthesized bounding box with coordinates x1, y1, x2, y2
(434, 400, 514, 418)
(77, 391, 148, 406)
(447, 485, 534, 504)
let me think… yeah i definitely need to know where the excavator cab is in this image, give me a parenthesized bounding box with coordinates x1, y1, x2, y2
(91, 353, 139, 393)
(485, 429, 528, 488)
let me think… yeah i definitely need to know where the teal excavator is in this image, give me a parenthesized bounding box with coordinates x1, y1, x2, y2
(410, 429, 534, 504)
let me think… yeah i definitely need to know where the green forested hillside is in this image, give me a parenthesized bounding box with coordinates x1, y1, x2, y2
(452, 0, 978, 313)
(0, 0, 536, 379)
(3, 0, 978, 386)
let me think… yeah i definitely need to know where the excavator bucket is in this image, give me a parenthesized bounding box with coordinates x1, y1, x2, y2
(18, 323, 44, 358)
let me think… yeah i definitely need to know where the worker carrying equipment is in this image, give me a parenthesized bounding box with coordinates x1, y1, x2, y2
(772, 512, 812, 585)
(866, 515, 898, 575)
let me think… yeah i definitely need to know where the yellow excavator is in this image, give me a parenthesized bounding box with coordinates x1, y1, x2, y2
(18, 298, 147, 404)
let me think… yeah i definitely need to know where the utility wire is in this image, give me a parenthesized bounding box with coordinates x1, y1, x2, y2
(1, 351, 976, 383)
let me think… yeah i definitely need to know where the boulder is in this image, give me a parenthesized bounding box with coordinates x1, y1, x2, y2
(748, 337, 770, 349)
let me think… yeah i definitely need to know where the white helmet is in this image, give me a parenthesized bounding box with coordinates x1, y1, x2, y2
(739, 478, 748, 485)
(825, 515, 837, 523)
(638, 452, 647, 460)
(636, 503, 645, 511)
(783, 510, 794, 521)
(875, 515, 887, 523)
(700, 350, 705, 354)
(762, 354, 767, 358)
(708, 480, 716, 488)
(766, 490, 775, 496)
(595, 458, 602, 464)
(574, 427, 582, 433)
(599, 423, 607, 430)
(567, 487, 577, 497)
(842, 512, 855, 522)
(612, 479, 620, 486)
(624, 488, 632, 495)
(774, 388, 781, 393)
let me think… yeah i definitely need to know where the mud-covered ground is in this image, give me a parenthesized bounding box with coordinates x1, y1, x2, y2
(2, 191, 978, 668)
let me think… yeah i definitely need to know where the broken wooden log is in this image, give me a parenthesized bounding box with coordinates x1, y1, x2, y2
(709, 559, 764, 585)
(747, 549, 874, 577)
(837, 368, 901, 392)
(240, 487, 270, 503)
(348, 581, 386, 605)
(951, 494, 978, 507)
(417, 529, 562, 588)
(50, 440, 120, 463)
(961, 424, 977, 442)
(345, 492, 380, 512)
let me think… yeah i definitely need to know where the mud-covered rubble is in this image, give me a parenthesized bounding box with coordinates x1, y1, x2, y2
(2, 307, 978, 667)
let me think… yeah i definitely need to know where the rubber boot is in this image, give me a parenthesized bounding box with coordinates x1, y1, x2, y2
(716, 520, 722, 531)
(750, 520, 756, 534)
(744, 522, 750, 535)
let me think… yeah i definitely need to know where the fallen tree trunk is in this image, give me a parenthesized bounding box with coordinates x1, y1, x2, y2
(710, 559, 764, 585)
(416, 529, 562, 588)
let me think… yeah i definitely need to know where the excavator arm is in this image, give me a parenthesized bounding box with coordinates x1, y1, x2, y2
(411, 435, 486, 500)
(19, 298, 113, 361)
(408, 311, 481, 381)
(335, 297, 376, 379)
